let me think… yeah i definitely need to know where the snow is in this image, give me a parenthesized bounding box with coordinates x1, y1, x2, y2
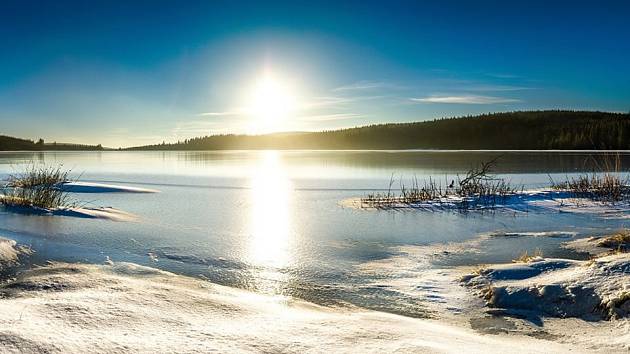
(56, 182, 158, 194)
(1, 203, 137, 221)
(0, 237, 28, 270)
(463, 253, 630, 319)
(563, 236, 617, 256)
(342, 189, 630, 218)
(52, 207, 138, 221)
(0, 229, 628, 353)
(0, 261, 590, 354)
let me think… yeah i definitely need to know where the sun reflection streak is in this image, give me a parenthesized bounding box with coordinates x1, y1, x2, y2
(248, 151, 292, 270)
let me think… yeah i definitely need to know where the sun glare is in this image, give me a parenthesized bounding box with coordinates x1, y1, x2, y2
(246, 71, 297, 134)
(248, 151, 292, 271)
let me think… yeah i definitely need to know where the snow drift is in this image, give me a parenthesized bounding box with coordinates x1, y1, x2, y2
(462, 252, 630, 320)
(0, 260, 590, 354)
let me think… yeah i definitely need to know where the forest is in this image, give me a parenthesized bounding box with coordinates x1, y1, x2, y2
(130, 111, 630, 150)
(0, 136, 104, 151)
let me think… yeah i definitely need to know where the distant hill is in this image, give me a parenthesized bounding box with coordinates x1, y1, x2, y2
(0, 136, 104, 151)
(129, 111, 630, 150)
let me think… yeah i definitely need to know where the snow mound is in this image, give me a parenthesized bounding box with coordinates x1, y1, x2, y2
(52, 207, 137, 221)
(563, 233, 630, 257)
(56, 181, 158, 193)
(462, 253, 630, 319)
(0, 237, 31, 270)
(0, 261, 587, 353)
(1, 203, 137, 221)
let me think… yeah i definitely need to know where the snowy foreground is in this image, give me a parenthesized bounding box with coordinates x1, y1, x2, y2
(0, 244, 627, 353)
(0, 240, 613, 354)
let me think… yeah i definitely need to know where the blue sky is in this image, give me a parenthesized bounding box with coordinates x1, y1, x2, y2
(1, 0, 629, 147)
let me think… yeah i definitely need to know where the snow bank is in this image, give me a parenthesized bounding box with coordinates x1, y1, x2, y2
(0, 261, 586, 354)
(1, 204, 137, 221)
(462, 253, 630, 320)
(56, 181, 158, 193)
(51, 207, 138, 221)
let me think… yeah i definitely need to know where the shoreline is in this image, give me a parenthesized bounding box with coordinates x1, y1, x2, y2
(4, 149, 630, 153)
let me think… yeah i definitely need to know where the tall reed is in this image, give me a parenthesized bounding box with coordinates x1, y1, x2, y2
(550, 153, 629, 203)
(0, 165, 74, 209)
(361, 158, 519, 209)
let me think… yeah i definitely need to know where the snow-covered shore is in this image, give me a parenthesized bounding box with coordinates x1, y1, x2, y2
(0, 180, 151, 221)
(462, 253, 630, 319)
(0, 203, 137, 221)
(1, 232, 628, 353)
(343, 189, 630, 219)
(458, 233, 630, 351)
(0, 259, 596, 354)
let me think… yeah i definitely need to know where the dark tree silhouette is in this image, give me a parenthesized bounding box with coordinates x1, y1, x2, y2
(129, 111, 630, 151)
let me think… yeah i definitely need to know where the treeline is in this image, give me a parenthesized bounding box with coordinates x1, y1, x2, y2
(0, 136, 104, 151)
(130, 111, 630, 150)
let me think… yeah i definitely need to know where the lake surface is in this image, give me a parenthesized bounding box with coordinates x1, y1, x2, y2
(1, 150, 628, 317)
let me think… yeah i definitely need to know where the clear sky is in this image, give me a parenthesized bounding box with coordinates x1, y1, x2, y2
(1, 0, 629, 147)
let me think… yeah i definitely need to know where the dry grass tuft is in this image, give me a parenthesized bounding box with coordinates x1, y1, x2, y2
(361, 158, 520, 210)
(550, 154, 630, 203)
(513, 248, 544, 263)
(597, 230, 630, 253)
(0, 165, 75, 209)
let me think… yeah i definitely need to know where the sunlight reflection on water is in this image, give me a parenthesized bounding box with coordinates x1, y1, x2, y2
(248, 151, 292, 271)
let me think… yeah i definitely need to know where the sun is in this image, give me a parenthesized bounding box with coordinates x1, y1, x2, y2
(246, 71, 297, 134)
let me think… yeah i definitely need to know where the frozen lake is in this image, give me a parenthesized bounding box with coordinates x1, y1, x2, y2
(1, 150, 628, 317)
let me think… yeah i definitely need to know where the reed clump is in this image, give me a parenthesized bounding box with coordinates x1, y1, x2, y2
(512, 248, 544, 263)
(551, 173, 629, 203)
(361, 158, 519, 209)
(549, 153, 630, 203)
(0, 165, 74, 209)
